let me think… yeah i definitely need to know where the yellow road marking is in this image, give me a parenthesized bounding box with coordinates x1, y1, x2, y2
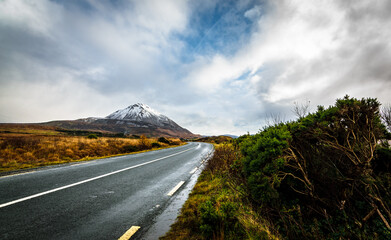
(118, 226, 140, 240)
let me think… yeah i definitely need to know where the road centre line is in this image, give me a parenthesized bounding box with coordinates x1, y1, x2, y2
(167, 181, 185, 196)
(118, 226, 140, 240)
(0, 146, 196, 209)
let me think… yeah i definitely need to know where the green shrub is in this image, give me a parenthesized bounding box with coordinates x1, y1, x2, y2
(237, 96, 391, 238)
(240, 124, 291, 203)
(87, 134, 98, 139)
(198, 199, 241, 239)
(199, 200, 220, 238)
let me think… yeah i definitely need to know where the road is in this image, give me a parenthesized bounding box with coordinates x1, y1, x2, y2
(0, 142, 213, 240)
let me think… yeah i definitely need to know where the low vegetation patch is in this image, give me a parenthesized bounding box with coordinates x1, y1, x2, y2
(193, 136, 234, 144)
(161, 144, 280, 240)
(164, 96, 391, 239)
(0, 133, 184, 172)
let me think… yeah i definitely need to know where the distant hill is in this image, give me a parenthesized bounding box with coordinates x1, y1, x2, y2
(222, 134, 238, 139)
(40, 103, 200, 138)
(193, 135, 233, 144)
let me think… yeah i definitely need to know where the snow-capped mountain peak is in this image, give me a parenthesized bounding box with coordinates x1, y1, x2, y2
(106, 103, 174, 127)
(43, 103, 198, 138)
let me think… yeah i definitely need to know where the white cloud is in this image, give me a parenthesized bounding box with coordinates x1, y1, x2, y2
(244, 5, 262, 21)
(0, 0, 190, 123)
(0, 0, 63, 38)
(0, 72, 108, 122)
(1, 0, 391, 136)
(185, 0, 391, 123)
(185, 55, 246, 93)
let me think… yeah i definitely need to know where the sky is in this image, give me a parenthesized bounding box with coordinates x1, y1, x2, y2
(1, 0, 391, 136)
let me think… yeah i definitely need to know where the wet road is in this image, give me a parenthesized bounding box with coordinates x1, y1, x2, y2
(0, 142, 213, 239)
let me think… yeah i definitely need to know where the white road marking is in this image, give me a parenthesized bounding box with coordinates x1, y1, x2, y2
(167, 181, 185, 196)
(0, 171, 36, 179)
(118, 226, 140, 240)
(189, 167, 198, 174)
(0, 147, 195, 209)
(69, 162, 89, 167)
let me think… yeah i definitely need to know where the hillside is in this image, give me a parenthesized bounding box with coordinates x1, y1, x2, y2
(192, 135, 233, 144)
(40, 103, 199, 139)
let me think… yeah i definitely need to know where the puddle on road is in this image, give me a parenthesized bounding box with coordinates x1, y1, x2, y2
(141, 165, 204, 240)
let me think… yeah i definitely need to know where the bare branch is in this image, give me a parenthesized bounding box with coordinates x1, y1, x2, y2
(292, 100, 311, 119)
(381, 104, 391, 132)
(265, 112, 286, 126)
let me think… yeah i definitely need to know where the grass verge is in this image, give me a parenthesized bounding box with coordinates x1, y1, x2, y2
(161, 144, 280, 240)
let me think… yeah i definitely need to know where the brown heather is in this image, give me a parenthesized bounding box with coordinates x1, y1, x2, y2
(0, 134, 183, 172)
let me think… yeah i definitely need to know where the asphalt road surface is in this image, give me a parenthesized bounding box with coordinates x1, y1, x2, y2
(0, 142, 213, 240)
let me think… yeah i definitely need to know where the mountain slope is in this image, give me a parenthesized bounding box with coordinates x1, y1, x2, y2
(42, 104, 198, 138)
(106, 103, 179, 128)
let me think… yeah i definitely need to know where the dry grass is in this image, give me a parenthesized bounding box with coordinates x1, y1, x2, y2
(0, 124, 61, 135)
(0, 133, 183, 172)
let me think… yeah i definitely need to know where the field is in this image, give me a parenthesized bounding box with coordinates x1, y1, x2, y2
(0, 124, 183, 173)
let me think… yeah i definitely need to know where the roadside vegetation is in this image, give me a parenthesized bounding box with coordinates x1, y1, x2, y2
(161, 143, 280, 240)
(163, 96, 391, 239)
(0, 128, 183, 172)
(192, 135, 234, 144)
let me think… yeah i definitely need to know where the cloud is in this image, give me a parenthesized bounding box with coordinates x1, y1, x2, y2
(0, 0, 63, 37)
(1, 0, 391, 136)
(0, 0, 190, 120)
(244, 5, 262, 20)
(255, 0, 391, 105)
(184, 0, 391, 134)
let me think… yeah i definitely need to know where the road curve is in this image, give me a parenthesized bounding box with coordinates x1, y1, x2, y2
(0, 142, 213, 240)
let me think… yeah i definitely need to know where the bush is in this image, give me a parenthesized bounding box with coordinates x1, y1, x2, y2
(122, 145, 138, 153)
(199, 199, 241, 239)
(87, 134, 98, 139)
(158, 137, 170, 144)
(205, 144, 238, 174)
(240, 124, 291, 203)
(373, 147, 391, 174)
(169, 139, 182, 145)
(151, 142, 161, 148)
(138, 135, 151, 150)
(238, 96, 391, 238)
(199, 200, 220, 238)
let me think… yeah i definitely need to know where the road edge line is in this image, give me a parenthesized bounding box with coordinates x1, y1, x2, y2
(118, 226, 140, 240)
(189, 167, 198, 174)
(167, 181, 185, 196)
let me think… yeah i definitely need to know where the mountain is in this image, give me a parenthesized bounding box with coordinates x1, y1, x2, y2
(222, 134, 238, 139)
(41, 103, 199, 138)
(106, 103, 178, 128)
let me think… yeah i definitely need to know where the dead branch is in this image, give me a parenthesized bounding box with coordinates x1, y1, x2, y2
(377, 209, 391, 230)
